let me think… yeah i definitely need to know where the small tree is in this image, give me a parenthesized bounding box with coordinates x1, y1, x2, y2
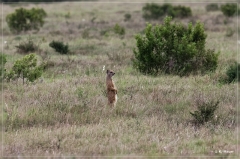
(6, 7, 47, 33)
(133, 16, 219, 76)
(6, 53, 43, 84)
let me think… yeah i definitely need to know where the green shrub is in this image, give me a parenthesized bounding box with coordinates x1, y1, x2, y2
(226, 62, 240, 83)
(220, 3, 237, 17)
(190, 101, 219, 125)
(113, 23, 125, 35)
(6, 53, 43, 84)
(173, 5, 192, 18)
(124, 13, 132, 21)
(133, 16, 219, 76)
(49, 40, 69, 54)
(142, 3, 172, 20)
(15, 36, 38, 54)
(0, 54, 7, 81)
(142, 3, 191, 20)
(6, 7, 47, 33)
(206, 3, 219, 12)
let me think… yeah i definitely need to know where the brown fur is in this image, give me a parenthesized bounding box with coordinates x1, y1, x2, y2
(106, 69, 117, 107)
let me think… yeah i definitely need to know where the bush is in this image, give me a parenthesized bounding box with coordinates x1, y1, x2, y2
(49, 40, 69, 54)
(0, 54, 7, 81)
(113, 23, 125, 35)
(15, 36, 38, 54)
(206, 3, 219, 12)
(124, 13, 132, 21)
(173, 5, 192, 18)
(142, 3, 191, 20)
(220, 3, 237, 17)
(190, 101, 219, 125)
(225, 62, 240, 83)
(6, 53, 43, 84)
(133, 16, 219, 76)
(6, 7, 47, 33)
(142, 3, 172, 20)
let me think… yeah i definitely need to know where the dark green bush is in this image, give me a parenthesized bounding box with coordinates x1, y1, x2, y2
(0, 54, 7, 81)
(220, 3, 237, 17)
(6, 7, 47, 33)
(143, 3, 172, 20)
(206, 3, 219, 12)
(6, 53, 43, 84)
(173, 5, 192, 18)
(226, 62, 240, 83)
(190, 101, 219, 125)
(49, 40, 69, 54)
(15, 36, 38, 54)
(133, 16, 219, 76)
(124, 13, 131, 21)
(142, 3, 191, 20)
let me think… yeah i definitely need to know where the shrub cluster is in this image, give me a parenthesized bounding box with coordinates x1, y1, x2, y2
(15, 36, 38, 54)
(190, 101, 219, 125)
(133, 16, 219, 76)
(49, 40, 69, 54)
(6, 7, 47, 33)
(206, 3, 219, 12)
(142, 3, 192, 20)
(220, 3, 237, 17)
(6, 53, 43, 84)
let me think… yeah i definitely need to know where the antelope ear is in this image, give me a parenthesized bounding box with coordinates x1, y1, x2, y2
(106, 70, 109, 73)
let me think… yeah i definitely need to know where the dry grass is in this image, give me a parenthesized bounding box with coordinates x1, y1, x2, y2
(1, 0, 239, 158)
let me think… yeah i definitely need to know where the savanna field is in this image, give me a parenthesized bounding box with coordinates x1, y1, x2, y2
(1, 0, 239, 158)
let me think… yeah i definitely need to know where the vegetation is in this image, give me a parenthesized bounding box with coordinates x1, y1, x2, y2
(113, 23, 125, 35)
(220, 3, 237, 17)
(124, 13, 131, 21)
(225, 62, 240, 83)
(133, 16, 219, 76)
(2, 2, 237, 157)
(0, 54, 7, 81)
(6, 7, 47, 33)
(15, 36, 39, 54)
(49, 40, 69, 54)
(5, 53, 43, 84)
(142, 3, 192, 20)
(190, 101, 219, 125)
(206, 3, 219, 12)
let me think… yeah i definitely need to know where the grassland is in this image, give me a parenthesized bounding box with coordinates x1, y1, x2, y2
(1, 0, 239, 158)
